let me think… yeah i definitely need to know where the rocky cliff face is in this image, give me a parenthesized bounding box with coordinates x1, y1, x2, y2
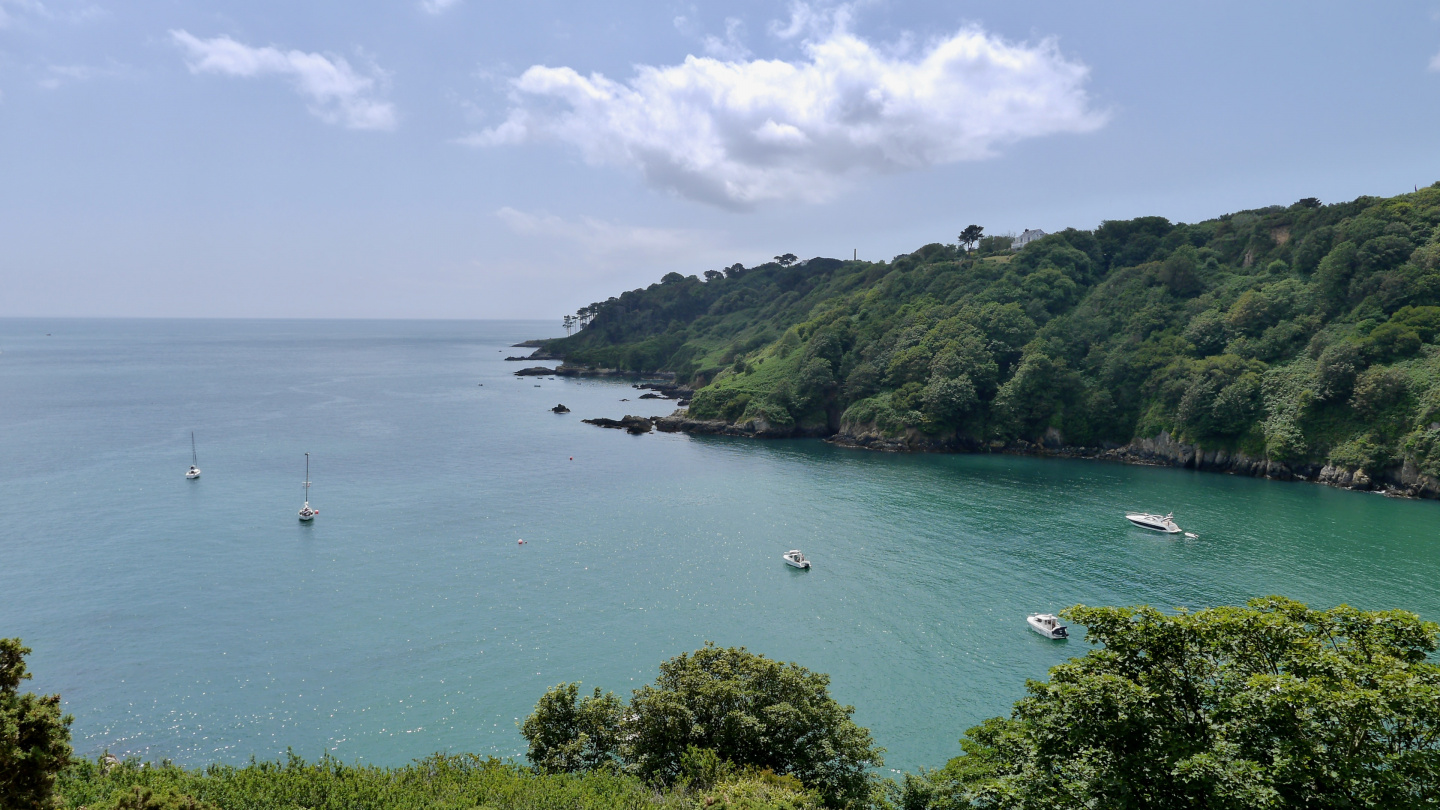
(1109, 431, 1440, 499)
(673, 412, 1440, 501)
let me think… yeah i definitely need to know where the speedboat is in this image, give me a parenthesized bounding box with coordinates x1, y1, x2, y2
(1027, 613, 1068, 639)
(1125, 512, 1181, 534)
(782, 550, 811, 569)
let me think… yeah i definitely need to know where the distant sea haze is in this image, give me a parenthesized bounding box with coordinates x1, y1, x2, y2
(0, 318, 1435, 772)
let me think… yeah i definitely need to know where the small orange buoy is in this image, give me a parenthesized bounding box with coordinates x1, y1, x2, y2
(569, 457, 573, 460)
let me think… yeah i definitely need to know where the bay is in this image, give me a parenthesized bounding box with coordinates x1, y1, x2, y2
(0, 318, 1436, 773)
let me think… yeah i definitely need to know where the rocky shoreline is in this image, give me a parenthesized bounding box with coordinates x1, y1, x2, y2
(524, 348, 1440, 502)
(628, 411, 1440, 501)
(513, 364, 677, 379)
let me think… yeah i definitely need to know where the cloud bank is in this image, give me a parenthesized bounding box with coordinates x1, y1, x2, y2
(171, 30, 396, 130)
(464, 17, 1106, 208)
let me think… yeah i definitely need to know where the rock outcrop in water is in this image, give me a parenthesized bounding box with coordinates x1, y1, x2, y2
(583, 415, 655, 434)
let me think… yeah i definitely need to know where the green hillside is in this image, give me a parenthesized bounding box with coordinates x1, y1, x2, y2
(546, 189, 1440, 491)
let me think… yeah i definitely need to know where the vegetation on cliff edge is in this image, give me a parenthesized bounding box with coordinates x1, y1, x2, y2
(547, 189, 1440, 479)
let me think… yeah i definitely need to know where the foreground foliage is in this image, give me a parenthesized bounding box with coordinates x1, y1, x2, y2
(57, 753, 819, 810)
(27, 596, 1440, 809)
(522, 643, 883, 807)
(2, 638, 74, 810)
(549, 188, 1440, 479)
(912, 597, 1440, 809)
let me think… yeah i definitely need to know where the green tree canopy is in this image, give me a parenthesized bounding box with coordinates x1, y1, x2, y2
(1, 638, 73, 810)
(520, 644, 882, 807)
(927, 597, 1440, 809)
(521, 683, 625, 774)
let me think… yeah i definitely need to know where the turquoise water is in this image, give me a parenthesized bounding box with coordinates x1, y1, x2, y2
(1, 318, 1437, 774)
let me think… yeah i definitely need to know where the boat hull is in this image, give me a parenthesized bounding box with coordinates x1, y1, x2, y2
(1125, 515, 1180, 533)
(1027, 615, 1068, 639)
(783, 559, 810, 569)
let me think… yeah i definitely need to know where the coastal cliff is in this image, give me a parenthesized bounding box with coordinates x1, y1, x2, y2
(648, 410, 1440, 499)
(543, 186, 1440, 504)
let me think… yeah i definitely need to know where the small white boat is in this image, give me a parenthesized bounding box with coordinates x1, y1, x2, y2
(298, 453, 318, 522)
(1125, 512, 1181, 534)
(185, 432, 201, 479)
(1027, 613, 1068, 639)
(782, 550, 811, 569)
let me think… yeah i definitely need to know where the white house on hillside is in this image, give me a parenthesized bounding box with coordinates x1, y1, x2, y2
(1013, 229, 1047, 250)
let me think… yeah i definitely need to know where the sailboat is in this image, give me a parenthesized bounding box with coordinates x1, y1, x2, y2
(298, 453, 318, 521)
(186, 432, 201, 479)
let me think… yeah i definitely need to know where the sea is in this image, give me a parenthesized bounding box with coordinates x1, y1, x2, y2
(1, 318, 1436, 774)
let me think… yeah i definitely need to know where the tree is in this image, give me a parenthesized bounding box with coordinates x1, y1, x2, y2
(775, 253, 798, 267)
(520, 682, 625, 773)
(1, 638, 73, 810)
(958, 225, 984, 253)
(563, 315, 576, 336)
(1296, 196, 1322, 209)
(626, 644, 881, 806)
(1159, 245, 1202, 296)
(521, 644, 883, 807)
(921, 375, 977, 426)
(704, 269, 724, 282)
(930, 597, 1440, 809)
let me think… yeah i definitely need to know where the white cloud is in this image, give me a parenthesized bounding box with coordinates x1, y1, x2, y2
(170, 30, 396, 131)
(421, 0, 461, 15)
(0, 0, 103, 28)
(496, 207, 710, 261)
(1430, 51, 1440, 72)
(703, 17, 751, 61)
(463, 9, 1106, 208)
(37, 61, 126, 89)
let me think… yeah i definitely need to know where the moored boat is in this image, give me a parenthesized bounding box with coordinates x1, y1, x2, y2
(1027, 613, 1068, 639)
(1125, 512, 1181, 533)
(298, 453, 318, 522)
(186, 432, 201, 479)
(782, 550, 810, 569)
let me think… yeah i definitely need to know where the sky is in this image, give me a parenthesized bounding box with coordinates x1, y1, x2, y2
(4, 1, 1440, 320)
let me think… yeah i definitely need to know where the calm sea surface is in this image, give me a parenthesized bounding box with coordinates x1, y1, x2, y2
(1, 318, 1437, 773)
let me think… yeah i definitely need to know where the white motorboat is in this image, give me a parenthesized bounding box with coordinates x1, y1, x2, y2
(782, 550, 811, 569)
(185, 432, 201, 479)
(1027, 613, 1068, 639)
(298, 453, 318, 522)
(1125, 512, 1181, 534)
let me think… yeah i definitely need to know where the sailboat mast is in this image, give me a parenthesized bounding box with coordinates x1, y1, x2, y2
(191, 432, 197, 466)
(304, 453, 310, 501)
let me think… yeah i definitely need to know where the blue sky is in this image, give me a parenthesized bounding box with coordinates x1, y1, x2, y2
(4, 1, 1440, 320)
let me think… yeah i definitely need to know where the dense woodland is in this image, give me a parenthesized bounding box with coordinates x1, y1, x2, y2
(548, 188, 1440, 481)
